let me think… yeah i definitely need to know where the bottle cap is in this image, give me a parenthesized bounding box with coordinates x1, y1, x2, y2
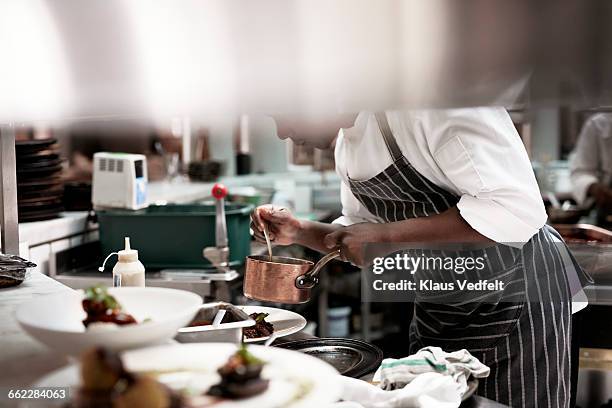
(118, 237, 139, 262)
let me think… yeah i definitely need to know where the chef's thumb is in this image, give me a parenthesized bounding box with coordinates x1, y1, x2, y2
(256, 207, 275, 227)
(259, 206, 285, 222)
(324, 230, 344, 249)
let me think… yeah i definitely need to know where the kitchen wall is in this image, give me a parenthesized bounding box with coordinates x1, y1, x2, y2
(207, 115, 288, 176)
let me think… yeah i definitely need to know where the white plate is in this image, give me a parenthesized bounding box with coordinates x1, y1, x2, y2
(33, 343, 341, 408)
(238, 306, 307, 343)
(16, 287, 202, 355)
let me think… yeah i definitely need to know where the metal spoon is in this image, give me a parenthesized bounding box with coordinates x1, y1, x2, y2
(212, 309, 226, 326)
(264, 332, 278, 347)
(262, 223, 273, 261)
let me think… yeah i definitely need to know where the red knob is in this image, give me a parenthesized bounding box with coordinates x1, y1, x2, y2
(212, 183, 228, 200)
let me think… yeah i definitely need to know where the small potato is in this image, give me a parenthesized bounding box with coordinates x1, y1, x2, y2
(80, 348, 123, 392)
(114, 376, 172, 408)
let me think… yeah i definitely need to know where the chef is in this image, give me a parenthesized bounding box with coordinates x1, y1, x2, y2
(252, 108, 582, 407)
(570, 112, 612, 227)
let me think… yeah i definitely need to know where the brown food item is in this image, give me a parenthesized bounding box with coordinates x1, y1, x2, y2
(82, 309, 138, 327)
(207, 345, 269, 399)
(80, 348, 125, 392)
(242, 313, 274, 339)
(72, 347, 184, 408)
(82, 285, 137, 327)
(188, 319, 213, 327)
(114, 376, 181, 408)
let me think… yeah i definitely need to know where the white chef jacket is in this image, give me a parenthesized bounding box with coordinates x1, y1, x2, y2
(333, 108, 547, 244)
(569, 113, 612, 205)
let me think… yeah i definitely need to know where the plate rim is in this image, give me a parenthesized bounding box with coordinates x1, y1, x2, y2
(15, 287, 203, 335)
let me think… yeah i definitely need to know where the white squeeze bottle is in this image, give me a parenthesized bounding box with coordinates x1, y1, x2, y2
(99, 237, 145, 287)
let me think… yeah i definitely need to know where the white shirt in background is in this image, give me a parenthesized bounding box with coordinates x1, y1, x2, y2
(569, 113, 612, 205)
(333, 108, 547, 244)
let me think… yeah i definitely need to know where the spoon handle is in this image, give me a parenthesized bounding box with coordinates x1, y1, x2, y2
(263, 223, 273, 261)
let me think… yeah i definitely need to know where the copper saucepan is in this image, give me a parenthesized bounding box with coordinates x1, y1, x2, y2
(243, 250, 341, 304)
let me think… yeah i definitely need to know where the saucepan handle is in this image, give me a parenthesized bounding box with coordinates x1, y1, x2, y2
(295, 249, 341, 289)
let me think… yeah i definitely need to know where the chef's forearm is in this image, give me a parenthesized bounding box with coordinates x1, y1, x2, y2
(383, 207, 492, 243)
(295, 220, 342, 253)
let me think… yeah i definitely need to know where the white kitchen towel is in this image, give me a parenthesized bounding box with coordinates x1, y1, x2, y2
(332, 373, 461, 408)
(375, 346, 490, 396)
(328, 347, 490, 408)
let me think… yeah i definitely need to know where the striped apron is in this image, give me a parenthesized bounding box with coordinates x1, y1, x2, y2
(348, 112, 574, 407)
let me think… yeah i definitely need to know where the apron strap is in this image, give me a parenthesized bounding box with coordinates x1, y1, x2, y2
(375, 112, 403, 162)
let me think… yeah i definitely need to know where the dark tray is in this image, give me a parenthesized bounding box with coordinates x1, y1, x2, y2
(276, 337, 383, 378)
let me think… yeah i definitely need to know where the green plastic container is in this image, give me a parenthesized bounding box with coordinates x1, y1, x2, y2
(98, 203, 253, 269)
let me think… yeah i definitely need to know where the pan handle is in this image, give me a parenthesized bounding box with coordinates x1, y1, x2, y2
(295, 249, 341, 289)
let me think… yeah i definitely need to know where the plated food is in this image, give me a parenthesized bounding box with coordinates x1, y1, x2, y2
(237, 306, 307, 343)
(176, 302, 255, 344)
(72, 345, 269, 407)
(34, 343, 341, 408)
(82, 285, 138, 329)
(207, 345, 270, 399)
(71, 347, 184, 408)
(243, 313, 274, 339)
(177, 303, 306, 344)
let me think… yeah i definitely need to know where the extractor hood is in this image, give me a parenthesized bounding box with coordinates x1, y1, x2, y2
(0, 0, 611, 123)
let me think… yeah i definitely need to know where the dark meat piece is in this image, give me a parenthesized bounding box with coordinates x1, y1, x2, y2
(207, 378, 270, 399)
(188, 320, 212, 327)
(207, 345, 269, 399)
(242, 313, 274, 339)
(82, 285, 137, 327)
(83, 310, 138, 327)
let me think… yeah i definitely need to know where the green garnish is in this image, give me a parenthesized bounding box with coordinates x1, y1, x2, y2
(237, 344, 265, 366)
(84, 285, 120, 310)
(254, 313, 269, 323)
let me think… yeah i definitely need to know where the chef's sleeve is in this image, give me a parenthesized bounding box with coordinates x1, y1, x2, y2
(333, 181, 374, 225)
(569, 118, 601, 205)
(430, 108, 547, 244)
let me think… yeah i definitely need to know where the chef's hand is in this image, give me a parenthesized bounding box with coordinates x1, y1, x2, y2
(251, 205, 301, 246)
(323, 223, 385, 267)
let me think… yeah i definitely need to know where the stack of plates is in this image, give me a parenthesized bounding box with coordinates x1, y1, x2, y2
(16, 138, 64, 222)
